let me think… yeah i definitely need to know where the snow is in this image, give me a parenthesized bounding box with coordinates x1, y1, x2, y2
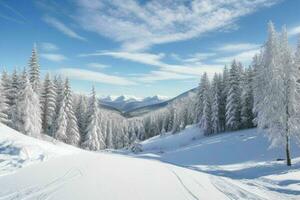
(0, 123, 78, 176)
(0, 123, 300, 199)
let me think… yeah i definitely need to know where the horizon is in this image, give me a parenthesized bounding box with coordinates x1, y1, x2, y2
(1, 0, 300, 98)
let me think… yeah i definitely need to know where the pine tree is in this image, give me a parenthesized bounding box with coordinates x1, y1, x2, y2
(28, 44, 40, 92)
(199, 73, 212, 135)
(105, 120, 113, 149)
(75, 95, 88, 143)
(219, 66, 229, 132)
(8, 69, 20, 127)
(82, 86, 101, 150)
(0, 79, 9, 125)
(226, 60, 242, 130)
(53, 79, 80, 145)
(41, 73, 57, 135)
(64, 79, 80, 146)
(53, 97, 68, 142)
(241, 67, 254, 128)
(15, 73, 42, 137)
(211, 73, 222, 133)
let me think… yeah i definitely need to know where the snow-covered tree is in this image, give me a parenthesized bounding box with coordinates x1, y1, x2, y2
(0, 79, 9, 124)
(64, 79, 80, 146)
(7, 69, 20, 127)
(41, 73, 57, 135)
(241, 67, 254, 128)
(211, 73, 222, 133)
(105, 120, 113, 149)
(75, 95, 88, 142)
(82, 86, 101, 150)
(254, 22, 300, 166)
(199, 73, 212, 135)
(28, 44, 40, 92)
(53, 79, 80, 146)
(53, 97, 68, 142)
(15, 73, 42, 137)
(226, 60, 242, 130)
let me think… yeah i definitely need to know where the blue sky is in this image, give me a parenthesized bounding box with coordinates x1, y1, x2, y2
(1, 0, 300, 98)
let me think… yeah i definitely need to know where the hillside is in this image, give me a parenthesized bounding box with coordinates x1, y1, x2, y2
(0, 123, 300, 199)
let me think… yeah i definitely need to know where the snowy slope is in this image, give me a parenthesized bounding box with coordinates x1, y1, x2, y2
(0, 123, 300, 199)
(0, 124, 78, 176)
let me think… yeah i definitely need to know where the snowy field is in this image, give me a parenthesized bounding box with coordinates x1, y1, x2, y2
(0, 123, 300, 200)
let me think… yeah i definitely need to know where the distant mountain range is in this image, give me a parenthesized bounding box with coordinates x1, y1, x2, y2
(98, 88, 198, 117)
(99, 95, 169, 113)
(124, 87, 198, 117)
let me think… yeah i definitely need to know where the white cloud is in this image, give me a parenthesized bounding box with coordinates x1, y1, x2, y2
(57, 68, 136, 86)
(136, 70, 194, 82)
(87, 62, 109, 69)
(40, 42, 59, 51)
(43, 16, 86, 41)
(288, 25, 300, 36)
(183, 53, 216, 63)
(217, 43, 260, 52)
(81, 51, 165, 67)
(74, 0, 279, 51)
(83, 50, 224, 79)
(41, 53, 67, 62)
(214, 49, 260, 64)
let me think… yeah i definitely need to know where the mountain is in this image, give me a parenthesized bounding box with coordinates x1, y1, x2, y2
(1, 123, 299, 199)
(124, 87, 198, 117)
(99, 95, 169, 112)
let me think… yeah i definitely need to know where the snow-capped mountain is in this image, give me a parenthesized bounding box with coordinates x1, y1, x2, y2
(99, 95, 169, 112)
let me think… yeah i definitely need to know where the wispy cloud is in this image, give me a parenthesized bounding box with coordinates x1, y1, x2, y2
(81, 51, 165, 67)
(41, 53, 67, 62)
(87, 62, 109, 69)
(217, 43, 260, 52)
(82, 50, 224, 79)
(136, 71, 194, 83)
(182, 53, 216, 63)
(74, 0, 279, 51)
(288, 25, 300, 36)
(43, 16, 86, 41)
(40, 42, 59, 51)
(0, 1, 27, 21)
(214, 49, 260, 64)
(0, 1, 26, 24)
(57, 68, 135, 86)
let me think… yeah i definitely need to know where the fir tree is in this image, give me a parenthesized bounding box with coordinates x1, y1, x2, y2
(199, 73, 212, 135)
(41, 73, 57, 135)
(226, 60, 242, 130)
(82, 86, 101, 150)
(64, 79, 80, 146)
(211, 73, 222, 133)
(28, 44, 40, 92)
(15, 73, 42, 137)
(75, 95, 88, 143)
(241, 67, 254, 128)
(0, 79, 9, 125)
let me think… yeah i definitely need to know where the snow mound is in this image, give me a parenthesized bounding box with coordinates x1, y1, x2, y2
(0, 123, 78, 175)
(140, 124, 203, 153)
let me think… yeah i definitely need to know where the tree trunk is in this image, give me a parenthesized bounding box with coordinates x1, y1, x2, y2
(285, 134, 292, 166)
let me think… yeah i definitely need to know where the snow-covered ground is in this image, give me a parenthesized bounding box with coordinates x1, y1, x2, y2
(0, 123, 299, 199)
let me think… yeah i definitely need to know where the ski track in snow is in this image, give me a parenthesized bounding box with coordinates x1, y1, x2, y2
(210, 176, 267, 200)
(168, 167, 200, 200)
(0, 169, 82, 200)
